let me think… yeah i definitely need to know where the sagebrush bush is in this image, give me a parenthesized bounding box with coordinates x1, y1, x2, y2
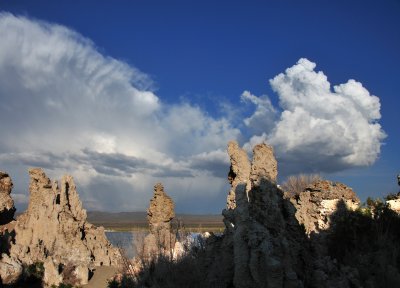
(281, 173, 321, 197)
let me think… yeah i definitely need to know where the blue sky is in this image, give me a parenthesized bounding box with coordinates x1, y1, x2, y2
(0, 0, 399, 213)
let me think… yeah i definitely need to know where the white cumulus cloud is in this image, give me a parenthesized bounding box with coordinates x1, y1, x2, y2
(241, 90, 277, 135)
(245, 58, 386, 174)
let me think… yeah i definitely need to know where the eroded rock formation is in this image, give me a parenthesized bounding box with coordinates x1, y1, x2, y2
(0, 171, 15, 225)
(0, 168, 121, 287)
(0, 172, 22, 285)
(289, 180, 360, 235)
(217, 141, 364, 288)
(148, 183, 175, 234)
(0, 254, 22, 285)
(221, 141, 306, 288)
(142, 183, 176, 258)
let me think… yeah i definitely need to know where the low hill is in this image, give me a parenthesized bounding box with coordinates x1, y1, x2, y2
(87, 211, 224, 232)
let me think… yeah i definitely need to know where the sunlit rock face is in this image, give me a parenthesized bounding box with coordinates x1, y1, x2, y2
(0, 171, 21, 285)
(226, 141, 252, 211)
(0, 254, 22, 285)
(289, 180, 360, 235)
(1, 168, 121, 287)
(387, 197, 400, 214)
(0, 171, 15, 225)
(147, 182, 175, 235)
(143, 183, 176, 258)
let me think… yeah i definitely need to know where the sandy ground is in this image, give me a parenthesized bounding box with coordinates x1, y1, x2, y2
(83, 266, 119, 288)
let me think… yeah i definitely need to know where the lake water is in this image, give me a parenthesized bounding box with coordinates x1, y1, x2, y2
(105, 231, 205, 259)
(105, 231, 139, 259)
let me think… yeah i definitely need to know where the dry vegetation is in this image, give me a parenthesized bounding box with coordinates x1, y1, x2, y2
(281, 173, 321, 197)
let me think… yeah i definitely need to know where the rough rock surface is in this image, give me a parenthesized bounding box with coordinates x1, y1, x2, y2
(1, 168, 121, 287)
(0, 171, 15, 225)
(226, 141, 252, 210)
(147, 183, 175, 234)
(0, 172, 22, 285)
(290, 180, 360, 235)
(143, 183, 176, 258)
(216, 141, 363, 288)
(221, 141, 306, 288)
(0, 254, 22, 285)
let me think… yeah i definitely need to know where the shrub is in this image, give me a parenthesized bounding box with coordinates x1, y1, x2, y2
(281, 173, 321, 197)
(9, 262, 44, 288)
(61, 284, 74, 288)
(385, 193, 399, 201)
(327, 196, 400, 287)
(107, 278, 120, 288)
(26, 262, 45, 280)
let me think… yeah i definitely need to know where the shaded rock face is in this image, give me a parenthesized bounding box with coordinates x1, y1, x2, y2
(222, 141, 306, 288)
(218, 141, 363, 288)
(1, 168, 120, 287)
(0, 171, 15, 225)
(143, 183, 176, 258)
(290, 180, 360, 235)
(287, 180, 362, 287)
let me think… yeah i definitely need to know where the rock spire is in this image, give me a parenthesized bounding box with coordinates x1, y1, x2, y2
(147, 182, 175, 235)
